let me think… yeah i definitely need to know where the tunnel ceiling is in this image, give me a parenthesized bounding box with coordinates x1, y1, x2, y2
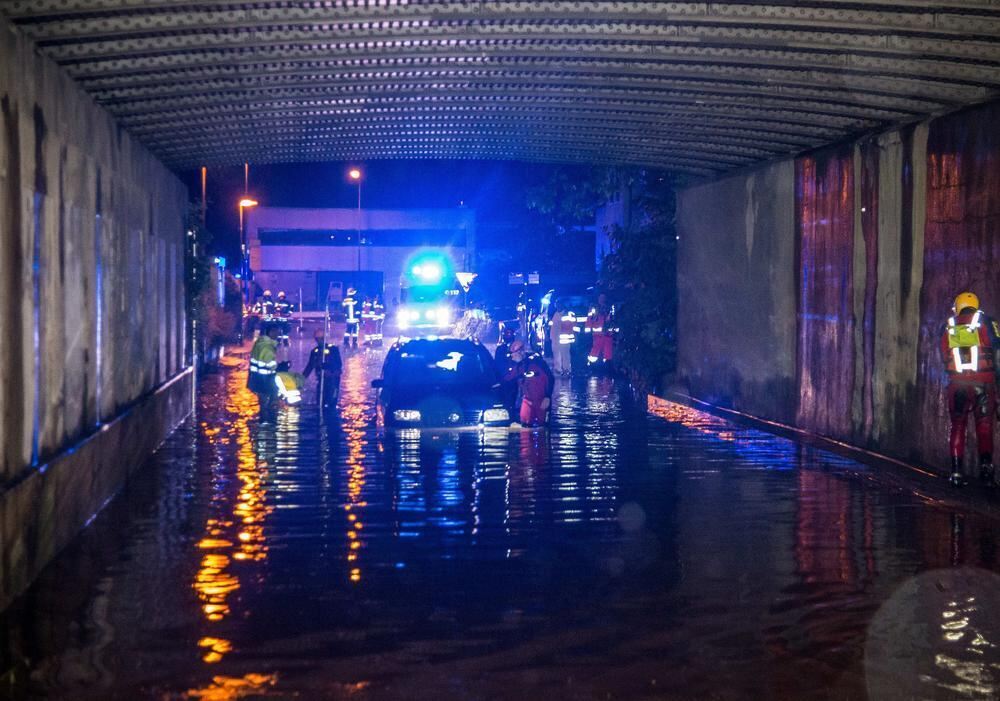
(3, 2, 1000, 178)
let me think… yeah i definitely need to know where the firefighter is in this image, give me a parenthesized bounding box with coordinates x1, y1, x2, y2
(505, 339, 555, 427)
(940, 291, 1000, 486)
(274, 291, 292, 346)
(361, 297, 376, 346)
(257, 290, 276, 322)
(248, 323, 280, 413)
(372, 295, 386, 346)
(342, 286, 360, 348)
(585, 293, 615, 369)
(303, 327, 342, 408)
(550, 302, 579, 376)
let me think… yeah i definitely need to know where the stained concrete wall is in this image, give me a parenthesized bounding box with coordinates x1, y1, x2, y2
(0, 18, 190, 609)
(677, 100, 1000, 472)
(676, 159, 798, 423)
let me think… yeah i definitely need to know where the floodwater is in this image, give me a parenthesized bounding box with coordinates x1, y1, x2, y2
(4, 334, 1000, 700)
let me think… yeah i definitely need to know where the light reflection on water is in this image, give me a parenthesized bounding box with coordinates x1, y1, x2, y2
(3, 342, 1000, 700)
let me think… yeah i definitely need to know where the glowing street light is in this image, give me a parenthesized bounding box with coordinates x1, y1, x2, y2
(238, 198, 259, 304)
(348, 167, 363, 272)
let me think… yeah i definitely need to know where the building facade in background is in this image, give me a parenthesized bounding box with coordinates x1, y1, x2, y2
(247, 207, 475, 310)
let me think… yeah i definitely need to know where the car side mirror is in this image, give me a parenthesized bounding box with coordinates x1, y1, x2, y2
(371, 379, 384, 389)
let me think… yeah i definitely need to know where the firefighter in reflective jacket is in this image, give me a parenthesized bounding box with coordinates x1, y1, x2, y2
(585, 293, 615, 365)
(274, 291, 292, 346)
(549, 302, 579, 376)
(371, 296, 386, 346)
(255, 290, 276, 321)
(248, 324, 280, 410)
(342, 287, 360, 348)
(361, 297, 376, 346)
(940, 291, 1000, 486)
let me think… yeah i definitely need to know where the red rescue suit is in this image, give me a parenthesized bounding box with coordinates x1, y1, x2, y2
(586, 307, 614, 363)
(505, 354, 555, 426)
(361, 300, 377, 344)
(940, 310, 1000, 461)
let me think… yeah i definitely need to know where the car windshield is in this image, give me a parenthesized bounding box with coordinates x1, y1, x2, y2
(384, 340, 495, 387)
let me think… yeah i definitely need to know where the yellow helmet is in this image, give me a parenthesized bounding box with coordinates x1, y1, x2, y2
(954, 291, 979, 313)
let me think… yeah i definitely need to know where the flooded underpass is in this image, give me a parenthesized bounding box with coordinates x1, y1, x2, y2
(4, 336, 1000, 700)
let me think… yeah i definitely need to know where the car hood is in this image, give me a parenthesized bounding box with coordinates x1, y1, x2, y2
(386, 383, 501, 410)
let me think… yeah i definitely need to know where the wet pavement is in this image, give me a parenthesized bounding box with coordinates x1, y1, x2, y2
(4, 333, 1000, 700)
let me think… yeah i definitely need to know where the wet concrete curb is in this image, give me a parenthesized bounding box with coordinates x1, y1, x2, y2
(650, 392, 1000, 521)
(0, 368, 194, 612)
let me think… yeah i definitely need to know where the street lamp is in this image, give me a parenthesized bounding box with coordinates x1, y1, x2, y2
(348, 168, 362, 274)
(238, 197, 259, 304)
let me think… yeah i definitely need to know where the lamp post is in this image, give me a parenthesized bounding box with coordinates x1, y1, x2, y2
(238, 197, 258, 305)
(348, 167, 362, 275)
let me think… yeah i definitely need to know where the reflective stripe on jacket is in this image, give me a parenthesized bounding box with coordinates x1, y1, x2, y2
(248, 336, 279, 393)
(941, 309, 997, 383)
(552, 313, 578, 344)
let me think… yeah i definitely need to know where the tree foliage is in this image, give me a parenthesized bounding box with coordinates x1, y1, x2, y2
(185, 207, 240, 362)
(600, 171, 678, 393)
(525, 165, 618, 234)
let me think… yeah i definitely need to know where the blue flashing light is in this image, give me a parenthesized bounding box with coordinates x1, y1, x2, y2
(404, 250, 453, 288)
(412, 262, 443, 284)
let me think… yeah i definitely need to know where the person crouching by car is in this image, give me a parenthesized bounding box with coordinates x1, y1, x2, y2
(504, 339, 555, 427)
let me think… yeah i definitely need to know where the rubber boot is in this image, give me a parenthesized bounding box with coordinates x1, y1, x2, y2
(950, 457, 966, 487)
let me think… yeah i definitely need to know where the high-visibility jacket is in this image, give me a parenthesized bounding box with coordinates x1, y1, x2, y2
(275, 371, 305, 405)
(248, 336, 279, 393)
(941, 309, 1000, 384)
(551, 312, 581, 345)
(256, 297, 275, 319)
(274, 299, 292, 319)
(342, 295, 359, 323)
(586, 308, 613, 337)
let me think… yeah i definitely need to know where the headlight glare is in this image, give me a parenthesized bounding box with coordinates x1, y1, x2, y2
(393, 409, 422, 422)
(482, 408, 509, 422)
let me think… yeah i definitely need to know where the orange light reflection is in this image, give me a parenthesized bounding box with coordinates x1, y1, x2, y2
(191, 367, 274, 664)
(340, 354, 369, 584)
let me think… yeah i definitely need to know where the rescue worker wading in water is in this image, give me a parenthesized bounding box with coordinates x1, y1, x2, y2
(941, 291, 1000, 487)
(248, 323, 280, 416)
(504, 339, 555, 427)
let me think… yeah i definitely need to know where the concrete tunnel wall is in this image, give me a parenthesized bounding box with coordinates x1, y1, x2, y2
(677, 99, 1000, 472)
(0, 18, 192, 610)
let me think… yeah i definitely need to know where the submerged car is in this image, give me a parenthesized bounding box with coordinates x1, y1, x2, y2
(372, 337, 512, 428)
